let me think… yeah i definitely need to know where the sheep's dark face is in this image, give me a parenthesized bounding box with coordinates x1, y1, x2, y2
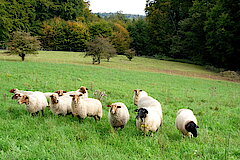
(79, 86, 88, 94)
(108, 104, 121, 114)
(135, 108, 148, 122)
(12, 93, 22, 100)
(133, 89, 142, 105)
(10, 88, 17, 93)
(18, 95, 29, 104)
(54, 90, 67, 96)
(50, 94, 59, 104)
(70, 94, 82, 103)
(185, 121, 199, 137)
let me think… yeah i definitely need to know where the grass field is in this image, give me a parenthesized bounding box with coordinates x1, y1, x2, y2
(0, 51, 240, 159)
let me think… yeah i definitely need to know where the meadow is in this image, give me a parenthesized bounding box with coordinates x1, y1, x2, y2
(0, 51, 239, 159)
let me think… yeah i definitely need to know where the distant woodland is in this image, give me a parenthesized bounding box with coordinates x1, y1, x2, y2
(0, 0, 239, 70)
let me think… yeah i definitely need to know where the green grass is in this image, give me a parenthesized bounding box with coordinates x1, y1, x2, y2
(0, 51, 240, 159)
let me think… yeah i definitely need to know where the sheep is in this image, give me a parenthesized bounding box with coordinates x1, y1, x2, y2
(49, 93, 72, 116)
(133, 89, 163, 126)
(78, 86, 88, 98)
(176, 109, 199, 138)
(107, 102, 130, 131)
(135, 107, 162, 135)
(133, 89, 148, 106)
(9, 88, 34, 95)
(70, 94, 102, 121)
(18, 93, 48, 116)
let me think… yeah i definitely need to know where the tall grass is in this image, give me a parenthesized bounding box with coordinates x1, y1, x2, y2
(0, 53, 239, 159)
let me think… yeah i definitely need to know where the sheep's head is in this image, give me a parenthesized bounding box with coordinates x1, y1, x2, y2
(79, 86, 88, 94)
(12, 93, 22, 100)
(70, 94, 83, 103)
(18, 95, 29, 104)
(107, 104, 121, 114)
(135, 108, 148, 122)
(50, 94, 59, 104)
(10, 88, 18, 93)
(185, 121, 199, 137)
(54, 90, 67, 96)
(133, 89, 142, 105)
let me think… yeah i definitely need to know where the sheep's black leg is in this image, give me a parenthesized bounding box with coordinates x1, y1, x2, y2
(41, 110, 44, 116)
(77, 115, 83, 122)
(31, 113, 35, 116)
(114, 127, 118, 132)
(97, 116, 101, 121)
(36, 111, 39, 116)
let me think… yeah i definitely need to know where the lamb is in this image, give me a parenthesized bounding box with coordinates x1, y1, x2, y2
(176, 109, 199, 138)
(107, 102, 130, 131)
(133, 89, 163, 125)
(135, 107, 162, 135)
(70, 94, 102, 121)
(49, 93, 72, 116)
(18, 93, 48, 116)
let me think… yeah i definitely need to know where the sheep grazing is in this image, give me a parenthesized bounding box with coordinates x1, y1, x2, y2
(49, 93, 72, 116)
(70, 94, 102, 121)
(54, 90, 67, 96)
(135, 107, 162, 135)
(176, 109, 199, 138)
(133, 89, 163, 126)
(107, 102, 130, 131)
(78, 86, 88, 98)
(18, 93, 48, 116)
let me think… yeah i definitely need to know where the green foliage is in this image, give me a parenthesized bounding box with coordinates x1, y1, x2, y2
(88, 20, 113, 38)
(125, 48, 136, 61)
(41, 17, 90, 51)
(6, 31, 41, 61)
(85, 37, 116, 64)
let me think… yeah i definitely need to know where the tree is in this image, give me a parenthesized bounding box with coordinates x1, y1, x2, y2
(85, 37, 116, 64)
(125, 48, 136, 61)
(6, 31, 41, 61)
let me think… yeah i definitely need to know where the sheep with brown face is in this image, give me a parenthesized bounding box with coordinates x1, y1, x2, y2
(70, 94, 102, 121)
(78, 86, 88, 98)
(18, 93, 48, 116)
(49, 93, 72, 116)
(107, 102, 130, 131)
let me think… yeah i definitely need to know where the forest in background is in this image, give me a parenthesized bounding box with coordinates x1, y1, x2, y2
(0, 0, 239, 70)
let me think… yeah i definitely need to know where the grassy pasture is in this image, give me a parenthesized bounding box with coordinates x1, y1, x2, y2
(0, 51, 240, 159)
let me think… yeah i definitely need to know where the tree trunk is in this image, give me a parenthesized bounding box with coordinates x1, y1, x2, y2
(19, 53, 25, 61)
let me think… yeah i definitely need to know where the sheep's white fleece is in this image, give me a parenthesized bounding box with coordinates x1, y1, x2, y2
(72, 97, 102, 119)
(176, 109, 198, 137)
(108, 102, 130, 128)
(20, 93, 48, 114)
(50, 94, 72, 115)
(136, 107, 162, 133)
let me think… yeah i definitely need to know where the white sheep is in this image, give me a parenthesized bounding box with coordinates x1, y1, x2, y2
(70, 94, 102, 121)
(133, 89, 148, 106)
(10, 88, 34, 95)
(107, 102, 130, 131)
(135, 107, 162, 135)
(133, 89, 163, 126)
(49, 93, 72, 116)
(176, 109, 199, 138)
(18, 93, 48, 116)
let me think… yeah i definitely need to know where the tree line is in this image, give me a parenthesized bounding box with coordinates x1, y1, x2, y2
(1, 0, 239, 70)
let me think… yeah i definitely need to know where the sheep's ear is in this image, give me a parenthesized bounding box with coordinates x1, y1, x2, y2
(79, 94, 83, 96)
(134, 109, 138, 112)
(117, 106, 121, 108)
(69, 95, 74, 97)
(196, 125, 199, 128)
(139, 89, 142, 92)
(24, 95, 29, 99)
(106, 105, 111, 107)
(63, 91, 67, 93)
(54, 91, 59, 93)
(86, 88, 88, 90)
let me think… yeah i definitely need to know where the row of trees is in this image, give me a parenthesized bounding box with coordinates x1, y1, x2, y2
(139, 0, 240, 70)
(1, 0, 239, 70)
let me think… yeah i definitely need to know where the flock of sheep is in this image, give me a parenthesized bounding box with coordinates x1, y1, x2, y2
(9, 87, 199, 137)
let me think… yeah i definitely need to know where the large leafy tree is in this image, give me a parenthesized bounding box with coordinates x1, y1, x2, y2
(6, 31, 41, 61)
